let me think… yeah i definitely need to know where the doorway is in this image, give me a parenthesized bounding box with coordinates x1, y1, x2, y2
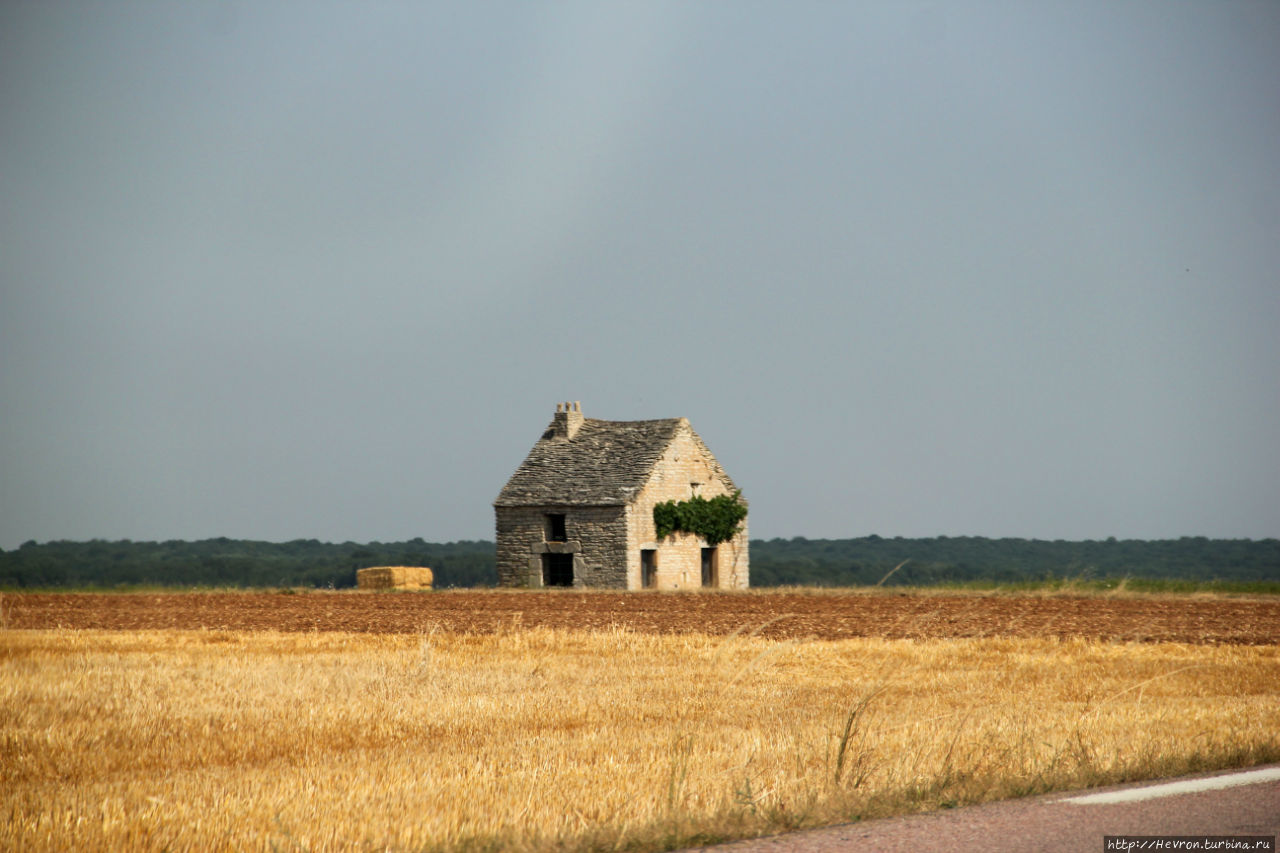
(641, 549, 656, 589)
(701, 547, 717, 588)
(542, 553, 573, 587)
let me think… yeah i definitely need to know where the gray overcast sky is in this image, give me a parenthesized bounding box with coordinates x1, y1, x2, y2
(2, 2, 1278, 549)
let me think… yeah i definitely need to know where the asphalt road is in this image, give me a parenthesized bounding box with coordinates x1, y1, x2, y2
(684, 765, 1280, 853)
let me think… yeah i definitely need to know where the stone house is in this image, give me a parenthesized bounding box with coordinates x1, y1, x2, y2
(494, 402, 748, 589)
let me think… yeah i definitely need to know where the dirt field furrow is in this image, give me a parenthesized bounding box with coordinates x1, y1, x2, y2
(5, 591, 1278, 644)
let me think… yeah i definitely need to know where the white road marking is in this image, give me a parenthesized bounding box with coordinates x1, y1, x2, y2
(1063, 767, 1280, 805)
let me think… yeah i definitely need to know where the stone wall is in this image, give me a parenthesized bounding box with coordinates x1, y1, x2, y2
(623, 422, 750, 590)
(495, 505, 628, 588)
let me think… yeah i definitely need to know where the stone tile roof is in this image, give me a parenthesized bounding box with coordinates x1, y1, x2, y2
(495, 417, 688, 506)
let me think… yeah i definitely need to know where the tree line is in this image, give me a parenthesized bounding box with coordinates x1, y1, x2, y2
(1, 535, 1276, 589)
(0, 538, 495, 589)
(749, 535, 1280, 587)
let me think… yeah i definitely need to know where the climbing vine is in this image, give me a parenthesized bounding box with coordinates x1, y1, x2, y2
(653, 491, 747, 546)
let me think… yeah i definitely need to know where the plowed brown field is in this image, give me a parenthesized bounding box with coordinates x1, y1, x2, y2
(6, 591, 1278, 644)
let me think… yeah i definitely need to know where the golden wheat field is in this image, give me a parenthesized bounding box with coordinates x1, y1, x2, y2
(2, 621, 1279, 852)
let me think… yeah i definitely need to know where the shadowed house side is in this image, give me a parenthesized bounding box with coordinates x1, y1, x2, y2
(493, 402, 748, 590)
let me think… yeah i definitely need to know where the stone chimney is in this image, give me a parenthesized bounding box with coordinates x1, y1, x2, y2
(551, 401, 584, 440)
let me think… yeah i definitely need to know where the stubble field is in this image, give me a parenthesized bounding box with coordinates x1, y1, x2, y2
(3, 590, 1279, 852)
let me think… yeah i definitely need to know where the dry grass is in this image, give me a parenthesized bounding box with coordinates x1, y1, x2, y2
(2, 626, 1278, 852)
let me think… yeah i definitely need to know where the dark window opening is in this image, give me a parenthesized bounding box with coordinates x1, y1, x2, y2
(546, 513, 567, 542)
(641, 549, 657, 589)
(542, 553, 574, 587)
(701, 547, 717, 588)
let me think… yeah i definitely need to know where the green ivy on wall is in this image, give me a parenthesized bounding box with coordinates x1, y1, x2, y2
(653, 491, 747, 546)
